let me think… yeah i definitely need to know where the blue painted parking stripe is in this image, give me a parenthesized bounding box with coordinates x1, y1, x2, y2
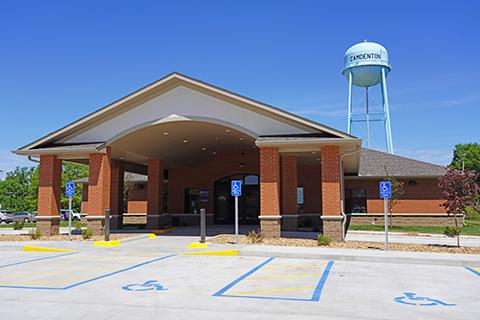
(465, 267, 480, 277)
(0, 252, 78, 269)
(214, 259, 334, 302)
(0, 253, 177, 290)
(213, 257, 274, 296)
(311, 260, 334, 301)
(63, 253, 177, 289)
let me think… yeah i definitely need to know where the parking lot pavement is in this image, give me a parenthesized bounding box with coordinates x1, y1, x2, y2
(0, 238, 479, 320)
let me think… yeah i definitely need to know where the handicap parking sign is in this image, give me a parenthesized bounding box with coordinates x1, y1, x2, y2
(231, 180, 242, 197)
(379, 181, 391, 199)
(66, 182, 75, 197)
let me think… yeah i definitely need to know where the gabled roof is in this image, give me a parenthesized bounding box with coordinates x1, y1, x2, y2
(357, 148, 447, 178)
(15, 72, 356, 153)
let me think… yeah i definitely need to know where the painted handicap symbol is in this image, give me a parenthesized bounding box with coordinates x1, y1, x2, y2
(394, 292, 455, 307)
(122, 280, 167, 292)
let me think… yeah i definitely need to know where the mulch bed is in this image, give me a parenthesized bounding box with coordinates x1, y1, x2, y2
(209, 234, 480, 254)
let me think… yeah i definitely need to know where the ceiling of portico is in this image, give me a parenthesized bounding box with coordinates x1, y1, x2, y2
(110, 120, 256, 168)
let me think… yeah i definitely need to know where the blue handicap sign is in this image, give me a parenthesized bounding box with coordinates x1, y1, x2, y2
(231, 180, 242, 197)
(394, 292, 455, 307)
(122, 280, 167, 292)
(379, 181, 391, 199)
(65, 182, 75, 197)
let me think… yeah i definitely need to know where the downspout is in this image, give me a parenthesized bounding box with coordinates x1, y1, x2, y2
(339, 146, 360, 241)
(28, 156, 40, 163)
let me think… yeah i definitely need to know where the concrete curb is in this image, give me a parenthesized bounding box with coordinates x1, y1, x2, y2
(229, 246, 480, 267)
(115, 233, 157, 244)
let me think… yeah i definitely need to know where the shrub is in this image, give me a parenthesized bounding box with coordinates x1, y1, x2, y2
(464, 206, 480, 219)
(444, 226, 461, 238)
(246, 230, 263, 243)
(317, 235, 331, 246)
(72, 221, 83, 231)
(13, 222, 24, 230)
(29, 229, 42, 240)
(81, 228, 94, 240)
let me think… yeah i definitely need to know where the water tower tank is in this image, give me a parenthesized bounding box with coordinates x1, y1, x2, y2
(342, 41, 391, 87)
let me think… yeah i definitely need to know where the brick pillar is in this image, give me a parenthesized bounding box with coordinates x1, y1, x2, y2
(110, 160, 124, 230)
(37, 154, 62, 236)
(281, 155, 298, 231)
(320, 145, 343, 241)
(147, 159, 164, 229)
(259, 147, 281, 238)
(87, 147, 111, 235)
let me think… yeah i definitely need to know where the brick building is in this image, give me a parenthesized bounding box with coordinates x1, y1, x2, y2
(14, 72, 448, 241)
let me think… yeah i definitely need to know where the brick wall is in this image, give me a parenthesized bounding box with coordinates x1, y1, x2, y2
(110, 160, 124, 215)
(147, 159, 163, 214)
(281, 155, 297, 215)
(38, 155, 62, 216)
(345, 178, 446, 214)
(87, 147, 111, 216)
(260, 147, 280, 216)
(321, 145, 341, 215)
(297, 163, 322, 213)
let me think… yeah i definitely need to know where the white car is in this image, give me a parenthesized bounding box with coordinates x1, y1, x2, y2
(60, 209, 81, 221)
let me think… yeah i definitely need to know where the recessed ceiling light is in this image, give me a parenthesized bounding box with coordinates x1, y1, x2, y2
(202, 147, 207, 151)
(183, 139, 188, 143)
(311, 151, 316, 154)
(239, 137, 244, 141)
(212, 151, 217, 155)
(225, 129, 231, 133)
(163, 131, 169, 135)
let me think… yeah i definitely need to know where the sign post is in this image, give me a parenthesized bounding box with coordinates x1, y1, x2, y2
(379, 181, 392, 251)
(65, 182, 75, 241)
(231, 180, 242, 245)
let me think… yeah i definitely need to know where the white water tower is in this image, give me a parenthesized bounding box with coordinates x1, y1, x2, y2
(342, 41, 394, 154)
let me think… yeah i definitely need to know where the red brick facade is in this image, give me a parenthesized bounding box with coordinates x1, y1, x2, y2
(110, 160, 124, 215)
(345, 178, 446, 214)
(260, 147, 280, 216)
(38, 154, 62, 216)
(87, 147, 111, 216)
(147, 159, 164, 215)
(281, 155, 298, 215)
(321, 145, 341, 215)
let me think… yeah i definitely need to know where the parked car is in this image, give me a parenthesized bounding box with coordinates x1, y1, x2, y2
(0, 210, 14, 224)
(11, 212, 36, 223)
(60, 209, 81, 221)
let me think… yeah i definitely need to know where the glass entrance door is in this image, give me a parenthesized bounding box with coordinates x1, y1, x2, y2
(214, 174, 260, 225)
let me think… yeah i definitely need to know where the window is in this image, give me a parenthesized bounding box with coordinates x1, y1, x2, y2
(244, 175, 259, 185)
(297, 187, 304, 213)
(184, 188, 200, 214)
(345, 188, 367, 214)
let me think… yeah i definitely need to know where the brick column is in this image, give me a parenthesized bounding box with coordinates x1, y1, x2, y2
(110, 160, 124, 230)
(320, 145, 343, 241)
(37, 154, 62, 235)
(281, 155, 298, 231)
(259, 147, 281, 238)
(87, 147, 111, 235)
(147, 159, 165, 229)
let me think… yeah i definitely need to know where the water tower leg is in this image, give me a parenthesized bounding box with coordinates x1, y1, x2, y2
(347, 72, 353, 134)
(381, 68, 394, 154)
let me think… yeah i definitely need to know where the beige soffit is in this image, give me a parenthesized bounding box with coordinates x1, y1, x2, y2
(15, 72, 356, 153)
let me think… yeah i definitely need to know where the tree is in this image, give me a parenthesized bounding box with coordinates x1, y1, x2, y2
(123, 173, 137, 213)
(60, 162, 88, 212)
(0, 162, 88, 213)
(384, 166, 406, 227)
(0, 167, 37, 212)
(450, 143, 480, 182)
(439, 168, 480, 246)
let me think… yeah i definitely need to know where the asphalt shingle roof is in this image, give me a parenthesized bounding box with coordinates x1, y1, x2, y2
(358, 148, 446, 177)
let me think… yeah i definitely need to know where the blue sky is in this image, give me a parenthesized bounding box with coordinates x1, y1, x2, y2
(1, 1, 479, 178)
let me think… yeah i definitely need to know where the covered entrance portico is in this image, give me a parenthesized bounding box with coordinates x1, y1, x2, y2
(14, 73, 360, 241)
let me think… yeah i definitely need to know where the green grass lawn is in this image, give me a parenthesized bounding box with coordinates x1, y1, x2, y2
(348, 215, 480, 236)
